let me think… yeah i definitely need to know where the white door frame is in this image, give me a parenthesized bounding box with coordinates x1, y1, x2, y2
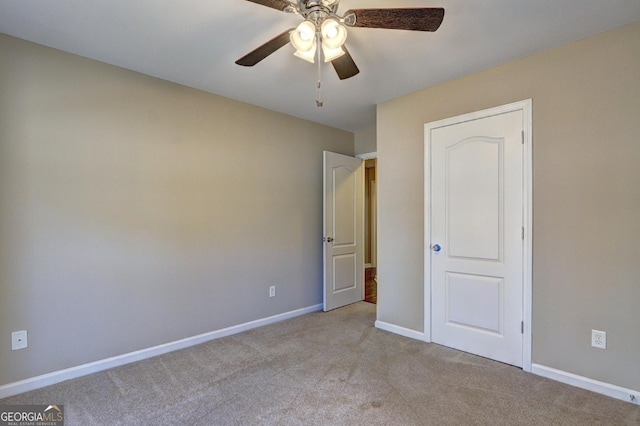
(423, 99, 533, 372)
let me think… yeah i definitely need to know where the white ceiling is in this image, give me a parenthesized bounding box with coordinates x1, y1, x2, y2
(1, 1, 639, 133)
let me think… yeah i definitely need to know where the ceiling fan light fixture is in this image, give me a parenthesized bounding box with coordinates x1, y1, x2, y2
(291, 20, 317, 63)
(291, 20, 316, 50)
(320, 18, 347, 50)
(321, 44, 345, 62)
(294, 43, 317, 63)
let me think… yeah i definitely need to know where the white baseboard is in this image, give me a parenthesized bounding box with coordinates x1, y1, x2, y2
(0, 304, 323, 399)
(375, 320, 426, 341)
(531, 363, 639, 405)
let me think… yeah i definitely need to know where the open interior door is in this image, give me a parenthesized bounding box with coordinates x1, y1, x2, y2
(323, 151, 364, 311)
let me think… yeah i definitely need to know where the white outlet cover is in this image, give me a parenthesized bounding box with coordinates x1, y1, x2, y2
(11, 330, 28, 350)
(591, 329, 606, 349)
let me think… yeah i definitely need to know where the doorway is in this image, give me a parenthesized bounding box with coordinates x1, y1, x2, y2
(364, 158, 377, 304)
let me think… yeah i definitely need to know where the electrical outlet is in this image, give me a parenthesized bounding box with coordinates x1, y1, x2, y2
(591, 330, 606, 349)
(269, 286, 276, 298)
(11, 330, 28, 350)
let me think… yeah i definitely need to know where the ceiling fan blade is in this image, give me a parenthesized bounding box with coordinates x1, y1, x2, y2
(331, 47, 359, 80)
(245, 0, 292, 12)
(235, 28, 294, 67)
(343, 8, 445, 32)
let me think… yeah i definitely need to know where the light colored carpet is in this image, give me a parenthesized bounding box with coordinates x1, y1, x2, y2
(2, 302, 638, 425)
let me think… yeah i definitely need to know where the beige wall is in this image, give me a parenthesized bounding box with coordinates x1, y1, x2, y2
(0, 34, 353, 386)
(354, 124, 377, 156)
(377, 21, 640, 391)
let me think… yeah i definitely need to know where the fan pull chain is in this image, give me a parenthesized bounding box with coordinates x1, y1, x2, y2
(316, 35, 323, 107)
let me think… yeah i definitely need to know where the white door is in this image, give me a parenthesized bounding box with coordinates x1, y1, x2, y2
(323, 151, 364, 311)
(428, 109, 525, 367)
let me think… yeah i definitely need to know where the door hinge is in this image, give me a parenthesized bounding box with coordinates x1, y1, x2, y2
(521, 227, 525, 240)
(521, 321, 524, 334)
(521, 131, 525, 144)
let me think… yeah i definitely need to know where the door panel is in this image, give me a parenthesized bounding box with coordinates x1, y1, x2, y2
(448, 138, 502, 261)
(333, 165, 357, 246)
(447, 273, 503, 334)
(333, 254, 357, 292)
(323, 151, 364, 311)
(430, 110, 524, 367)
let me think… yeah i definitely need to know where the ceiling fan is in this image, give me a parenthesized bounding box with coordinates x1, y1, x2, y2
(235, 0, 445, 81)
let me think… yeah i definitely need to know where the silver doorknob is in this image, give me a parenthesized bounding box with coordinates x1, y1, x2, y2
(432, 244, 442, 252)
